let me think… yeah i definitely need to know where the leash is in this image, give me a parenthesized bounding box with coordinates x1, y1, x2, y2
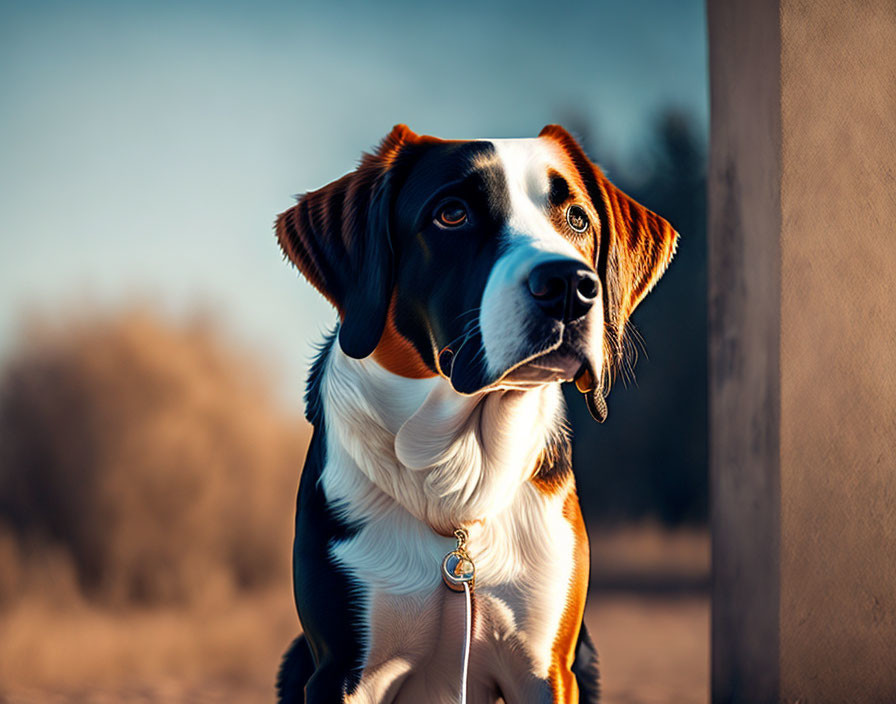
(461, 582, 472, 704)
(441, 528, 475, 704)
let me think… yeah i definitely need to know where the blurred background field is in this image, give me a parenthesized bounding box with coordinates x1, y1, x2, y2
(0, 310, 707, 703)
(1, 1, 708, 701)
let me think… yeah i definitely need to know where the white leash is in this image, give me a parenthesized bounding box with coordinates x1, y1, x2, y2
(441, 528, 476, 704)
(460, 581, 472, 704)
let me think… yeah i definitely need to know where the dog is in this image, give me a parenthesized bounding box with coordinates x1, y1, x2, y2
(274, 124, 677, 703)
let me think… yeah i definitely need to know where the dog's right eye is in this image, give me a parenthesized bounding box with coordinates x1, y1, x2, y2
(566, 204, 590, 233)
(434, 200, 468, 228)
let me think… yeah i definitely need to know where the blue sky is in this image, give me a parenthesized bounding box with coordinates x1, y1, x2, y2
(0, 0, 706, 405)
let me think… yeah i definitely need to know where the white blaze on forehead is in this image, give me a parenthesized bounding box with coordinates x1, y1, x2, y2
(477, 138, 582, 258)
(477, 138, 552, 203)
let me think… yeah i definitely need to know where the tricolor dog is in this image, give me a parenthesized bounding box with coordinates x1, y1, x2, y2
(275, 125, 678, 703)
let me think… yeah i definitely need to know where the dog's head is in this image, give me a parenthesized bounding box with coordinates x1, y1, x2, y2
(277, 125, 677, 415)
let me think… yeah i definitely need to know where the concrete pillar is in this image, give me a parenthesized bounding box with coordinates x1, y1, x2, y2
(709, 1, 896, 702)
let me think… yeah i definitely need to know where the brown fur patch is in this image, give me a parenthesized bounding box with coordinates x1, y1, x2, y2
(372, 295, 437, 379)
(544, 164, 598, 265)
(530, 429, 574, 496)
(547, 486, 590, 702)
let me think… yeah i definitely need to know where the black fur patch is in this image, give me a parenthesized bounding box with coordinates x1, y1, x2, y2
(279, 330, 367, 702)
(387, 140, 512, 392)
(549, 173, 571, 206)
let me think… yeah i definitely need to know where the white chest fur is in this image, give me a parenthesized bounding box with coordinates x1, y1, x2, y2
(318, 347, 578, 702)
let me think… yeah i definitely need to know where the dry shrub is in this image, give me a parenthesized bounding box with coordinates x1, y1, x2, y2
(0, 306, 309, 608)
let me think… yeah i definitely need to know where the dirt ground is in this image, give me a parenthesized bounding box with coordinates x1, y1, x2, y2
(0, 591, 707, 704)
(588, 594, 708, 704)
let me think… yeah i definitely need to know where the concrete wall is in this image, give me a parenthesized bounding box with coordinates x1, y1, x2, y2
(709, 1, 896, 701)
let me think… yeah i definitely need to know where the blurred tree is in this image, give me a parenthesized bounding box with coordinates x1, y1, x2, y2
(565, 107, 708, 525)
(0, 309, 307, 606)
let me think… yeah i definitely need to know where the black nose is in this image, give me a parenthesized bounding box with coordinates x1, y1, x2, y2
(527, 260, 599, 322)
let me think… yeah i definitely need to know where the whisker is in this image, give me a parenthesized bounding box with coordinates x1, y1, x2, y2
(450, 306, 482, 326)
(441, 317, 482, 353)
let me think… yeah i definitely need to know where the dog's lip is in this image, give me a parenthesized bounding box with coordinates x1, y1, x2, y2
(484, 342, 590, 390)
(506, 348, 583, 380)
(443, 325, 596, 394)
(437, 347, 455, 379)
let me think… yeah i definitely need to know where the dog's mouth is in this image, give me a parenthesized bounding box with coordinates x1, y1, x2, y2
(493, 344, 585, 388)
(438, 326, 607, 421)
(440, 326, 595, 392)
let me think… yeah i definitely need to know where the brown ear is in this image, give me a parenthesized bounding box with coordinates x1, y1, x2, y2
(275, 124, 418, 359)
(539, 124, 679, 365)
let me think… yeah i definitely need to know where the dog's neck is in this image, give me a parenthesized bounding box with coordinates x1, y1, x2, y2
(319, 342, 564, 535)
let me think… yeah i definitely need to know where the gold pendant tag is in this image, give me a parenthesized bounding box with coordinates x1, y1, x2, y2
(442, 528, 475, 592)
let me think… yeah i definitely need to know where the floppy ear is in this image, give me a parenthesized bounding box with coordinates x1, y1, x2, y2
(275, 125, 417, 359)
(539, 124, 679, 364)
(595, 171, 679, 356)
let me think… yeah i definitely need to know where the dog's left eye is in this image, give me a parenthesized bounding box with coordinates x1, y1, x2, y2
(566, 205, 590, 233)
(435, 200, 468, 228)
